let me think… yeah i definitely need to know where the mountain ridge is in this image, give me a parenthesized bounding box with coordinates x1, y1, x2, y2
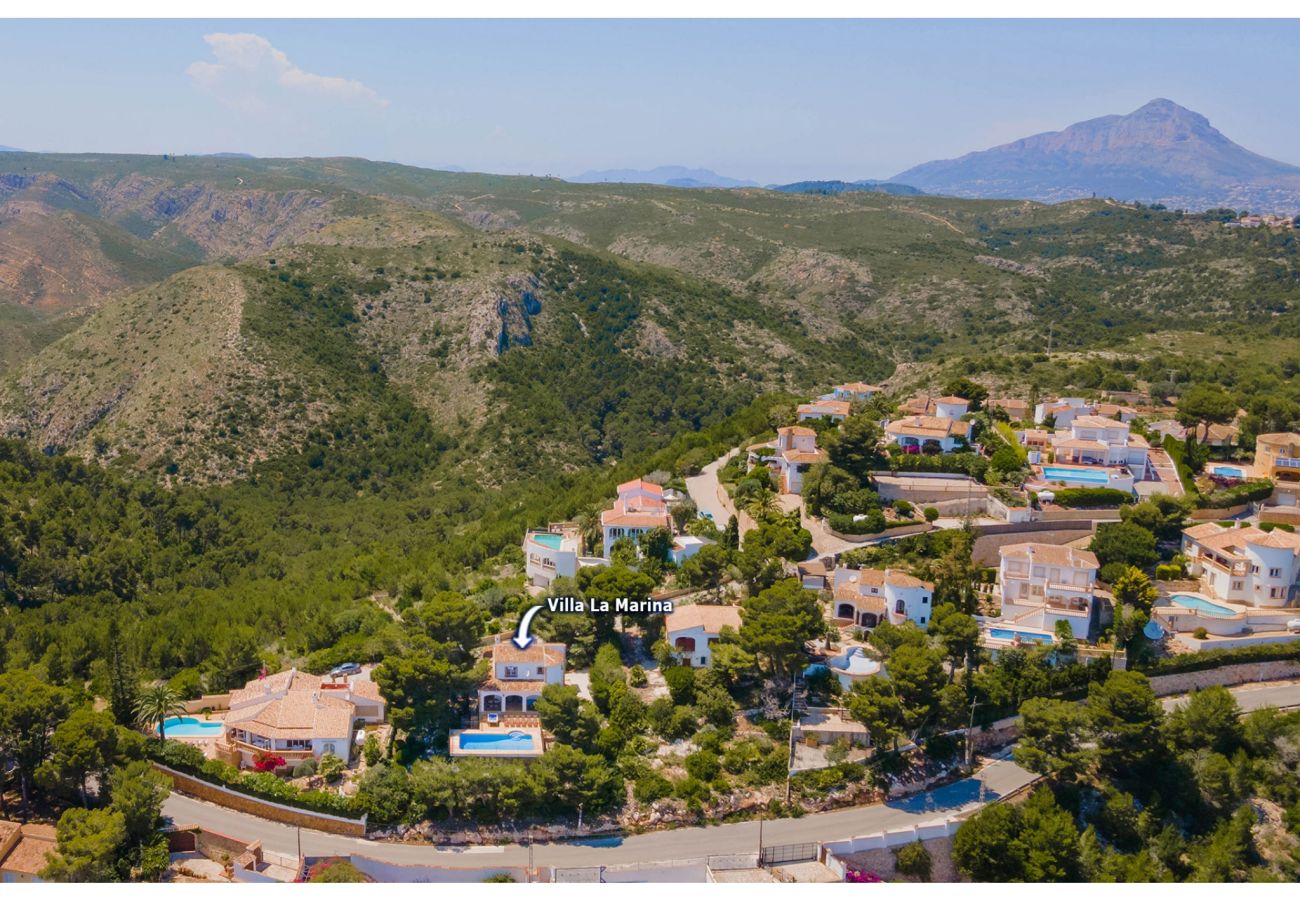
(893, 98, 1300, 213)
(568, 165, 759, 188)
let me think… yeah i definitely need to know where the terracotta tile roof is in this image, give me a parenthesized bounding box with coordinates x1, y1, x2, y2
(1000, 542, 1099, 569)
(1055, 438, 1108, 451)
(1095, 403, 1136, 416)
(798, 400, 851, 417)
(1191, 524, 1300, 555)
(225, 692, 356, 742)
(781, 448, 827, 464)
(1255, 432, 1300, 445)
(601, 509, 673, 528)
(886, 415, 969, 439)
(834, 567, 933, 591)
(778, 425, 817, 437)
(837, 382, 883, 394)
(1183, 522, 1226, 541)
(934, 395, 969, 405)
(482, 678, 547, 694)
(617, 478, 664, 495)
(665, 604, 743, 635)
(0, 823, 57, 875)
(832, 587, 887, 614)
(490, 640, 567, 666)
(1072, 415, 1126, 429)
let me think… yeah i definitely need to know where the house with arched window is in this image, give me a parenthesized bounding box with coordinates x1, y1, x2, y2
(477, 638, 567, 716)
(830, 566, 934, 629)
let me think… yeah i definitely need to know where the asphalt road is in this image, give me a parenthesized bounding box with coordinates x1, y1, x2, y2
(1160, 680, 1300, 713)
(163, 755, 1036, 871)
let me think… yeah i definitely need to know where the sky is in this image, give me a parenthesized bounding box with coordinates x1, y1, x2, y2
(2, 19, 1297, 183)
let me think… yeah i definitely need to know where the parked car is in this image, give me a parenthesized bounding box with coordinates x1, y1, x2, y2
(330, 662, 362, 677)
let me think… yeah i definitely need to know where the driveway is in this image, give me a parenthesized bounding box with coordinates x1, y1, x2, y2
(684, 450, 738, 528)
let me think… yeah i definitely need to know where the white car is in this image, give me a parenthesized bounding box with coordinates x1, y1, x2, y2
(1287, 618, 1300, 634)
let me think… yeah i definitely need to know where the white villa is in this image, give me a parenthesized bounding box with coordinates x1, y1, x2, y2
(1034, 397, 1091, 428)
(670, 534, 715, 565)
(902, 395, 970, 419)
(601, 479, 673, 558)
(830, 566, 934, 629)
(1051, 416, 1150, 469)
(884, 415, 972, 453)
(665, 604, 743, 668)
(1180, 523, 1300, 607)
(996, 543, 1097, 636)
(219, 668, 386, 769)
(748, 425, 827, 494)
(831, 382, 884, 403)
(523, 523, 606, 588)
(1153, 523, 1300, 646)
(797, 399, 852, 423)
(477, 637, 566, 716)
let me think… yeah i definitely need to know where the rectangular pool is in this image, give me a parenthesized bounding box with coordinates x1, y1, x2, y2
(1210, 465, 1246, 479)
(529, 532, 565, 550)
(458, 730, 536, 751)
(1041, 466, 1110, 485)
(162, 716, 224, 738)
(988, 628, 1054, 644)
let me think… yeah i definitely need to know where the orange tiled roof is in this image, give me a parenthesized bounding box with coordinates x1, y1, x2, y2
(490, 640, 567, 666)
(665, 604, 743, 635)
(1000, 542, 1099, 569)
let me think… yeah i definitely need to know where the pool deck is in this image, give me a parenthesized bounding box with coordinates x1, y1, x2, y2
(448, 727, 545, 759)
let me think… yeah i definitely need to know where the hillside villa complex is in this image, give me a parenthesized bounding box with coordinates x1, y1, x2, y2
(601, 478, 674, 556)
(884, 395, 972, 453)
(449, 637, 566, 758)
(747, 426, 827, 494)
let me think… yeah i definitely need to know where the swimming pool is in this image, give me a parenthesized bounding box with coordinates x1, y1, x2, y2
(1041, 466, 1111, 485)
(1210, 465, 1246, 479)
(529, 532, 564, 550)
(458, 730, 536, 751)
(1169, 594, 1236, 618)
(988, 628, 1054, 644)
(162, 716, 224, 738)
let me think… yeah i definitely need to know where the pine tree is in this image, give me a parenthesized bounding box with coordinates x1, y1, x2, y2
(107, 619, 138, 728)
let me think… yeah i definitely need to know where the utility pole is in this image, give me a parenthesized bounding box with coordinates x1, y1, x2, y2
(965, 699, 981, 769)
(785, 672, 798, 804)
(527, 828, 534, 883)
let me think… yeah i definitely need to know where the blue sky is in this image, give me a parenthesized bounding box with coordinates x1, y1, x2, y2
(2, 19, 1297, 182)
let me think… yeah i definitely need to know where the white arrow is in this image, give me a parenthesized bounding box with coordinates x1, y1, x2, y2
(512, 605, 544, 649)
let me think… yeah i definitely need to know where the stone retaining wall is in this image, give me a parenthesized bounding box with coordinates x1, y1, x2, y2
(1147, 660, 1300, 697)
(154, 764, 367, 837)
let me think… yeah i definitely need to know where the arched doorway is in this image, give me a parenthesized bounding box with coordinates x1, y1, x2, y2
(482, 694, 502, 712)
(836, 603, 856, 620)
(859, 612, 878, 628)
(674, 636, 697, 653)
(504, 695, 524, 712)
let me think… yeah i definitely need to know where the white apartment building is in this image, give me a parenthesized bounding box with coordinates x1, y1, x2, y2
(1181, 523, 1300, 607)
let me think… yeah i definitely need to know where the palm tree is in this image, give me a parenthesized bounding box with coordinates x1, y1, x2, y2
(745, 490, 778, 521)
(134, 683, 185, 741)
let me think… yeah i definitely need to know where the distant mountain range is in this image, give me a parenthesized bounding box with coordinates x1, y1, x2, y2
(892, 98, 1300, 213)
(769, 179, 923, 197)
(0, 145, 23, 152)
(568, 165, 759, 188)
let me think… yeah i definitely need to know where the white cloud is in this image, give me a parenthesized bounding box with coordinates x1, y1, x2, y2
(187, 33, 388, 111)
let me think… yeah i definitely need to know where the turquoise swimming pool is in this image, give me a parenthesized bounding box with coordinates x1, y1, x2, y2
(459, 730, 535, 751)
(529, 532, 564, 550)
(162, 716, 223, 738)
(989, 628, 1054, 644)
(1210, 465, 1246, 479)
(1041, 466, 1110, 485)
(1170, 594, 1235, 618)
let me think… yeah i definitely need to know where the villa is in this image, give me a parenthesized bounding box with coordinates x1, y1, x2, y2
(996, 543, 1097, 637)
(831, 382, 884, 403)
(830, 566, 934, 629)
(600, 479, 673, 558)
(670, 534, 715, 565)
(218, 669, 386, 769)
(477, 637, 566, 716)
(1034, 397, 1091, 429)
(1255, 432, 1300, 497)
(797, 399, 852, 422)
(1153, 523, 1300, 646)
(884, 415, 972, 453)
(1180, 523, 1300, 607)
(987, 397, 1030, 421)
(747, 425, 827, 494)
(523, 523, 606, 588)
(665, 604, 743, 667)
(1051, 416, 1149, 469)
(901, 395, 970, 419)
(1093, 403, 1137, 422)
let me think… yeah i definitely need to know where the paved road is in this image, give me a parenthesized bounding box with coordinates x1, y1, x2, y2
(684, 450, 738, 527)
(163, 756, 1036, 871)
(1161, 681, 1300, 713)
